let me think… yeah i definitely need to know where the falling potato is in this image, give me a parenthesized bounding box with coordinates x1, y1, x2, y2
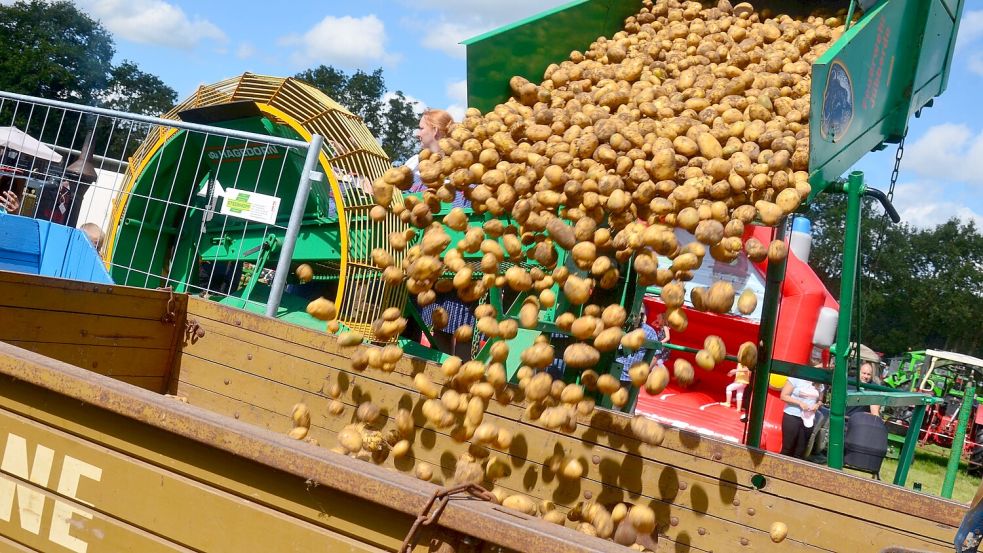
(305, 297, 336, 321)
(295, 263, 314, 284)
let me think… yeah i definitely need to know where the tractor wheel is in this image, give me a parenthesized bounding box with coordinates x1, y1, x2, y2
(969, 426, 983, 476)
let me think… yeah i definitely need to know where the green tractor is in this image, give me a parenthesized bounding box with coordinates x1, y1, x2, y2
(883, 350, 983, 473)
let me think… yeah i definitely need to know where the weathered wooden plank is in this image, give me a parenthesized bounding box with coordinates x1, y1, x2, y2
(181, 311, 955, 551)
(0, 307, 174, 348)
(0, 474, 195, 553)
(0, 533, 39, 553)
(181, 353, 921, 552)
(5, 342, 170, 377)
(0, 271, 184, 321)
(0, 409, 392, 553)
(176, 380, 718, 553)
(0, 344, 621, 553)
(188, 296, 967, 531)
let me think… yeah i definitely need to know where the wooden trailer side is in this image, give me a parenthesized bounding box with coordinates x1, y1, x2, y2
(175, 297, 963, 553)
(0, 341, 624, 552)
(0, 272, 184, 393)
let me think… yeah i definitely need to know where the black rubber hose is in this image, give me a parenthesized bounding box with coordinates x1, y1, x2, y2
(863, 187, 901, 223)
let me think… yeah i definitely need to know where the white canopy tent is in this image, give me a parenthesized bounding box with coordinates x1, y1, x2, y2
(0, 126, 63, 163)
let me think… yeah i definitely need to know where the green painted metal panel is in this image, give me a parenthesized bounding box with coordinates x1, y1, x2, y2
(808, 0, 964, 194)
(464, 0, 640, 113)
(110, 112, 316, 292)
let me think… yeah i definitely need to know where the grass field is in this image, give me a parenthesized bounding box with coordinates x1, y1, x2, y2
(844, 444, 980, 504)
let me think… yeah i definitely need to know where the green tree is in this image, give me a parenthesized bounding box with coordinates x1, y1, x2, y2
(295, 65, 420, 163)
(806, 194, 983, 358)
(0, 1, 177, 159)
(97, 61, 179, 159)
(102, 61, 177, 117)
(0, 0, 114, 104)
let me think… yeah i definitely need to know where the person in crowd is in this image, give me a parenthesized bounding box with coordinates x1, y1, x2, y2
(780, 376, 824, 459)
(846, 361, 881, 417)
(613, 310, 669, 413)
(722, 363, 751, 410)
(404, 108, 469, 208)
(1, 189, 19, 214)
(80, 222, 104, 251)
(403, 109, 476, 358)
(956, 479, 983, 552)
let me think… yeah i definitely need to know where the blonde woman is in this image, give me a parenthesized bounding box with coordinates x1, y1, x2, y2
(404, 109, 474, 357)
(404, 108, 454, 193)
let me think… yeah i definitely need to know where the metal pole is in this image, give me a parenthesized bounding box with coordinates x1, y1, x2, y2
(828, 171, 866, 469)
(943, 381, 976, 498)
(0, 90, 307, 149)
(746, 219, 788, 448)
(894, 403, 926, 487)
(265, 134, 323, 317)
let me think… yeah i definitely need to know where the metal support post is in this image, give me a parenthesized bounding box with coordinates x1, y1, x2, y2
(895, 404, 926, 487)
(942, 381, 976, 498)
(266, 134, 324, 317)
(746, 219, 788, 448)
(828, 171, 866, 469)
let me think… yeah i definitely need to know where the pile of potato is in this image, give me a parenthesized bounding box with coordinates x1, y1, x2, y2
(304, 0, 841, 548)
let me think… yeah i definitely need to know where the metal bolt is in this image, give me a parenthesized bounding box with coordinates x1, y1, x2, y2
(224, 378, 230, 385)
(732, 499, 741, 507)
(740, 538, 750, 546)
(747, 508, 755, 516)
(678, 481, 688, 490)
(592, 455, 601, 465)
(234, 318, 241, 326)
(713, 452, 722, 461)
(234, 412, 240, 419)
(247, 353, 253, 360)
(698, 527, 706, 536)
(584, 491, 593, 500)
(670, 516, 679, 527)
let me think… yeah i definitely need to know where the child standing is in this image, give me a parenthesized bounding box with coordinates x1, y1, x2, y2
(722, 363, 750, 409)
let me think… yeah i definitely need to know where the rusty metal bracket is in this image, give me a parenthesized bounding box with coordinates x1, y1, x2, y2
(185, 318, 205, 343)
(157, 286, 178, 325)
(400, 484, 496, 553)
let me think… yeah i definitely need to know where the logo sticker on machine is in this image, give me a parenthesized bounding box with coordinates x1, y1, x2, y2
(220, 188, 281, 225)
(820, 60, 854, 142)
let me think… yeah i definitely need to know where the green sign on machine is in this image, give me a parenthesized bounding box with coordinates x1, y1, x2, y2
(808, 0, 965, 196)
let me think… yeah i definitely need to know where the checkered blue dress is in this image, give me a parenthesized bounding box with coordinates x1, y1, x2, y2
(420, 293, 476, 333)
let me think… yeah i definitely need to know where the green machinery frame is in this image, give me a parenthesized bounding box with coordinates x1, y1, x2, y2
(462, 0, 966, 476)
(884, 350, 983, 498)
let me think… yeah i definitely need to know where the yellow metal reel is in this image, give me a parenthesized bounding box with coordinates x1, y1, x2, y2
(108, 73, 408, 340)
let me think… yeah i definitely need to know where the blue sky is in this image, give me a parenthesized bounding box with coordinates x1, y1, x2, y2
(58, 0, 983, 229)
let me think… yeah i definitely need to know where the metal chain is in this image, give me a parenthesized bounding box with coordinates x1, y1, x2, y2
(888, 131, 907, 204)
(157, 286, 177, 325)
(400, 483, 496, 553)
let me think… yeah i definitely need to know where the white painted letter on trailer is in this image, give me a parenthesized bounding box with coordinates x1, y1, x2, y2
(50, 455, 103, 553)
(0, 433, 55, 534)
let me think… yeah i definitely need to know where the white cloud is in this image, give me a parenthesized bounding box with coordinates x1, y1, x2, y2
(891, 183, 983, 229)
(409, 0, 571, 21)
(236, 42, 256, 60)
(447, 79, 468, 105)
(383, 91, 426, 116)
(444, 80, 468, 122)
(970, 51, 983, 77)
(957, 10, 983, 50)
(74, 0, 225, 49)
(408, 0, 569, 58)
(420, 20, 486, 59)
(281, 14, 398, 69)
(902, 123, 983, 185)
